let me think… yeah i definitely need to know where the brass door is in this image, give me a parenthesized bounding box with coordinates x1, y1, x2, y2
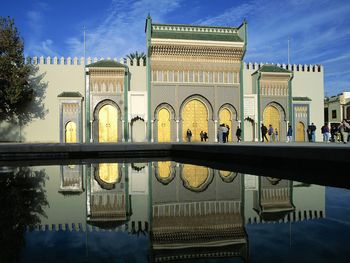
(296, 122, 305, 142)
(182, 99, 208, 142)
(263, 106, 280, 135)
(157, 108, 171, 142)
(65, 121, 77, 143)
(219, 108, 232, 142)
(158, 161, 171, 179)
(98, 163, 119, 184)
(182, 164, 208, 189)
(99, 105, 118, 142)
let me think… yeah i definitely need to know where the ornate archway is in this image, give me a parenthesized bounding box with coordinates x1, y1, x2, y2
(296, 122, 305, 142)
(98, 104, 118, 142)
(65, 121, 77, 143)
(157, 108, 171, 142)
(182, 99, 208, 142)
(263, 105, 280, 136)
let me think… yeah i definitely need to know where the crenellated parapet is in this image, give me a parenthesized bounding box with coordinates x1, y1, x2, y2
(244, 62, 323, 73)
(26, 56, 146, 67)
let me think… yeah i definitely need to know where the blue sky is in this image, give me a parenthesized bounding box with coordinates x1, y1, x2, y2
(1, 0, 350, 96)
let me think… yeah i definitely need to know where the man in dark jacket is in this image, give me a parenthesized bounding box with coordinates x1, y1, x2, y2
(261, 124, 268, 142)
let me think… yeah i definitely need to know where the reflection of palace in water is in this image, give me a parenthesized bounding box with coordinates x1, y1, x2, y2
(31, 163, 325, 261)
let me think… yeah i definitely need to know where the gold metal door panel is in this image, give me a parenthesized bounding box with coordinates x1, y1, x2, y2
(182, 164, 209, 189)
(158, 161, 171, 179)
(182, 99, 208, 142)
(263, 106, 280, 135)
(65, 121, 77, 143)
(98, 163, 119, 184)
(219, 108, 232, 142)
(157, 108, 171, 142)
(296, 122, 305, 142)
(99, 105, 118, 142)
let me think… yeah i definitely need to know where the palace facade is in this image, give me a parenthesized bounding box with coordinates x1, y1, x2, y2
(1, 16, 324, 143)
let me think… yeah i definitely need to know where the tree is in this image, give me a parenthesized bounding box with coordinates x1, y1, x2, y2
(126, 51, 146, 66)
(0, 17, 47, 130)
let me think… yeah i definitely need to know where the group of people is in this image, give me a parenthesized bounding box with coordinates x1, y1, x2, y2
(321, 120, 350, 144)
(260, 124, 279, 142)
(185, 124, 242, 143)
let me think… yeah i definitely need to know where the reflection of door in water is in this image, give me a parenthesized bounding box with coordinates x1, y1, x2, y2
(158, 161, 171, 179)
(182, 99, 208, 142)
(182, 164, 208, 189)
(296, 122, 305, 142)
(98, 163, 119, 184)
(65, 121, 77, 143)
(158, 108, 171, 142)
(99, 105, 118, 142)
(219, 108, 232, 142)
(263, 106, 280, 136)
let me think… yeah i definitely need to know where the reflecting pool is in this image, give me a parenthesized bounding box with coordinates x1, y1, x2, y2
(0, 162, 349, 263)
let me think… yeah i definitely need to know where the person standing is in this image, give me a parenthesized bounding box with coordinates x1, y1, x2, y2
(261, 124, 268, 142)
(286, 125, 293, 143)
(268, 124, 274, 143)
(321, 123, 330, 142)
(226, 124, 230, 143)
(204, 132, 208, 142)
(186, 129, 192, 142)
(222, 124, 228, 143)
(338, 120, 350, 144)
(310, 122, 316, 142)
(200, 131, 204, 142)
(236, 126, 242, 142)
(275, 128, 279, 142)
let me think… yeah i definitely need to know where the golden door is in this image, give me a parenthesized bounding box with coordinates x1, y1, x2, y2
(182, 99, 208, 142)
(182, 164, 209, 189)
(99, 105, 118, 142)
(296, 122, 305, 142)
(158, 161, 171, 179)
(219, 108, 232, 142)
(263, 106, 280, 136)
(157, 108, 171, 142)
(98, 163, 119, 184)
(65, 121, 77, 143)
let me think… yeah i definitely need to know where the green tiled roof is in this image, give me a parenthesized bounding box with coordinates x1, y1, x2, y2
(152, 31, 243, 42)
(151, 23, 243, 42)
(293, 97, 312, 101)
(86, 60, 126, 68)
(57, 92, 83, 98)
(259, 65, 291, 73)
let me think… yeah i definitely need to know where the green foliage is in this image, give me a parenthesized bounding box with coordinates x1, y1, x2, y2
(126, 51, 146, 66)
(0, 16, 47, 125)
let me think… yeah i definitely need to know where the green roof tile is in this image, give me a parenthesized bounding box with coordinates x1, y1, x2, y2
(86, 60, 126, 68)
(152, 31, 243, 42)
(259, 65, 291, 73)
(57, 92, 83, 98)
(293, 97, 312, 101)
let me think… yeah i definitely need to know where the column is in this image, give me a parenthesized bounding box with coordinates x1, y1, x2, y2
(151, 120, 154, 142)
(129, 122, 132, 142)
(176, 120, 180, 142)
(122, 120, 125, 142)
(214, 120, 218, 142)
(90, 120, 93, 143)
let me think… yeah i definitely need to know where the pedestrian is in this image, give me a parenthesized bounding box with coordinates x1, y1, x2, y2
(226, 124, 230, 142)
(321, 123, 330, 142)
(286, 125, 293, 142)
(268, 124, 274, 143)
(200, 131, 204, 142)
(261, 124, 268, 142)
(236, 126, 242, 142)
(338, 119, 350, 144)
(310, 122, 316, 142)
(330, 125, 337, 142)
(222, 124, 228, 143)
(186, 128, 192, 142)
(275, 128, 279, 142)
(204, 132, 208, 142)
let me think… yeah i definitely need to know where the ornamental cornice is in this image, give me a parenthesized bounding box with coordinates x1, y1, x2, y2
(151, 38, 244, 48)
(151, 60, 241, 71)
(152, 24, 238, 34)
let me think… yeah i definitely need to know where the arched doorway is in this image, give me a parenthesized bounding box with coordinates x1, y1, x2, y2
(98, 104, 118, 142)
(219, 108, 232, 142)
(182, 99, 208, 142)
(65, 121, 77, 143)
(244, 118, 255, 142)
(296, 122, 305, 142)
(263, 105, 280, 137)
(182, 164, 209, 190)
(158, 108, 171, 142)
